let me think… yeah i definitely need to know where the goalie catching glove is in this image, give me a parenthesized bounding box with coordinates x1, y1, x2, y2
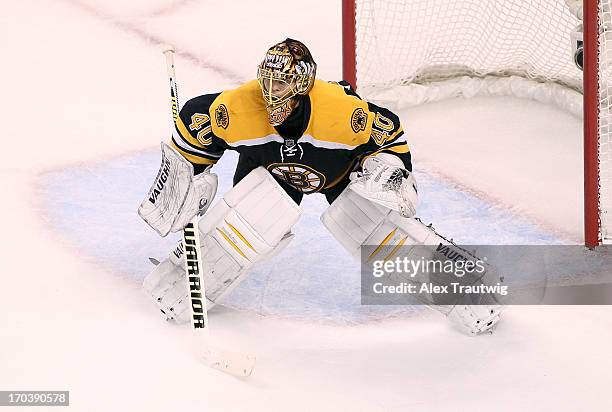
(138, 143, 218, 236)
(350, 152, 418, 218)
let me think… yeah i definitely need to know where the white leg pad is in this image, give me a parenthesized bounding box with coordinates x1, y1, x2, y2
(321, 188, 440, 260)
(144, 167, 301, 322)
(321, 187, 503, 335)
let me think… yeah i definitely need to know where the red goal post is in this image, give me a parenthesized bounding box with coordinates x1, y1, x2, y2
(342, 0, 610, 248)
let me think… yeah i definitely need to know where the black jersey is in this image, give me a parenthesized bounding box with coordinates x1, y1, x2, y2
(170, 79, 412, 203)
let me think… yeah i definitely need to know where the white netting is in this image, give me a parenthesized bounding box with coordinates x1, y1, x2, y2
(353, 0, 611, 244)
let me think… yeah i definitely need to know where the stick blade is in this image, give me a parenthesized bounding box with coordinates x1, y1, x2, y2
(202, 349, 256, 377)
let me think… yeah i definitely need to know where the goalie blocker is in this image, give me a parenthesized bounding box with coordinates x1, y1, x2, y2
(138, 143, 218, 237)
(322, 186, 503, 335)
(143, 167, 301, 323)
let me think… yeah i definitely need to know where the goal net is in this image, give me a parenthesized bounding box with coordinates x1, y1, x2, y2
(343, 0, 612, 246)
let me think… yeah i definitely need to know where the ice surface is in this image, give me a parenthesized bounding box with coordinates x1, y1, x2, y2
(2, 1, 612, 411)
(39, 148, 569, 322)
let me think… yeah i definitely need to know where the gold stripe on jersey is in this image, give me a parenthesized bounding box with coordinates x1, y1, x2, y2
(358, 139, 410, 169)
(172, 111, 220, 164)
(370, 140, 410, 156)
(170, 141, 218, 165)
(384, 143, 409, 154)
(176, 115, 206, 149)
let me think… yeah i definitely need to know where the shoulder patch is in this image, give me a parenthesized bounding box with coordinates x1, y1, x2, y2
(215, 104, 229, 129)
(351, 108, 368, 133)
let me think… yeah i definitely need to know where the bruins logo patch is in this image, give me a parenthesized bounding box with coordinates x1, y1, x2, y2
(351, 108, 368, 133)
(215, 104, 229, 129)
(267, 163, 326, 194)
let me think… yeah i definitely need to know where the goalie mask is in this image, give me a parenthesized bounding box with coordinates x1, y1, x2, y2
(257, 38, 317, 125)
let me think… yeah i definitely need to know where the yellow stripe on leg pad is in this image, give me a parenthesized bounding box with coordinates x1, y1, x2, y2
(216, 228, 248, 260)
(225, 220, 256, 252)
(367, 228, 397, 262)
(383, 236, 407, 262)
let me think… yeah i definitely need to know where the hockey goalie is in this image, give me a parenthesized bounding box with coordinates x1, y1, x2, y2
(138, 38, 503, 335)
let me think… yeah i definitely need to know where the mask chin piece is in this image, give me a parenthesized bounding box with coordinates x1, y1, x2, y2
(266, 99, 295, 126)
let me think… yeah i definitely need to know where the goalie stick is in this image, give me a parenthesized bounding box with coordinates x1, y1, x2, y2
(162, 45, 256, 377)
